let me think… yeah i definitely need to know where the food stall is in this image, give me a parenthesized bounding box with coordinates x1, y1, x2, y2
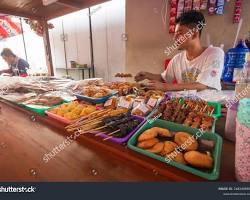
(0, 0, 247, 182)
(0, 76, 236, 181)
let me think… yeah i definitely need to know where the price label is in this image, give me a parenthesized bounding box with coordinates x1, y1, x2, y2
(147, 98, 158, 108)
(118, 99, 131, 109)
(104, 98, 113, 107)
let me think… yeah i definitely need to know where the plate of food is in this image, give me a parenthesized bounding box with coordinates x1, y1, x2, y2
(128, 119, 222, 180)
(19, 95, 65, 115)
(46, 101, 98, 124)
(74, 86, 117, 104)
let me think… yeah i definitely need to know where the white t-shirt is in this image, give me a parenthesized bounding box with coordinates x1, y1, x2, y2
(161, 46, 224, 90)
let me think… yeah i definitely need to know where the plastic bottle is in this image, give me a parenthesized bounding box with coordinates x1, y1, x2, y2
(222, 40, 249, 83)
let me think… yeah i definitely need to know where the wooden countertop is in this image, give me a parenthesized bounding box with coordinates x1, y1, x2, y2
(0, 100, 236, 182)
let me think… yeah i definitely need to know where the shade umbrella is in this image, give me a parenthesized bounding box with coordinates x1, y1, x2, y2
(0, 15, 22, 40)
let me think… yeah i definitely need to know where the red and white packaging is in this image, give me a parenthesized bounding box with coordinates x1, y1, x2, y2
(177, 0, 185, 18)
(200, 0, 208, 10)
(192, 0, 201, 11)
(169, 0, 178, 34)
(233, 0, 243, 23)
(208, 0, 216, 15)
(184, 0, 192, 13)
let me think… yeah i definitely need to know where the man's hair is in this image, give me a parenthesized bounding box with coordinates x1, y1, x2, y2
(175, 11, 206, 36)
(1, 48, 16, 57)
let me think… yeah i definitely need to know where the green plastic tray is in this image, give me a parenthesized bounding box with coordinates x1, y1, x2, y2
(19, 101, 66, 116)
(127, 119, 223, 180)
(207, 101, 222, 119)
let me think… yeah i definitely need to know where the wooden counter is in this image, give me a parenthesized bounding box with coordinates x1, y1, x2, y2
(0, 100, 236, 181)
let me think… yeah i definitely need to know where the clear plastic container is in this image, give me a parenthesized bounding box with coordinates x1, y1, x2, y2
(225, 103, 238, 142)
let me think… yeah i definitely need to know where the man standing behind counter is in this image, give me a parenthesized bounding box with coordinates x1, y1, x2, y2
(0, 48, 29, 77)
(135, 11, 224, 91)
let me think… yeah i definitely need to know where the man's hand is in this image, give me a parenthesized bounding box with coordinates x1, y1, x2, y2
(146, 81, 171, 91)
(135, 71, 163, 82)
(135, 71, 151, 82)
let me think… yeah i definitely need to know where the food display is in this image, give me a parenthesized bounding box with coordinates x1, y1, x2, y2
(183, 99, 215, 115)
(152, 99, 215, 131)
(132, 102, 152, 117)
(117, 95, 135, 109)
(106, 82, 139, 96)
(80, 86, 113, 98)
(136, 127, 214, 169)
(0, 76, 228, 181)
(103, 96, 118, 109)
(66, 108, 144, 143)
(48, 101, 97, 120)
(66, 108, 129, 133)
(115, 73, 132, 78)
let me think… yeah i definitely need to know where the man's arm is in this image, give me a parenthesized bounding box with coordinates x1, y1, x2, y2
(147, 81, 208, 91)
(0, 69, 12, 75)
(135, 71, 164, 82)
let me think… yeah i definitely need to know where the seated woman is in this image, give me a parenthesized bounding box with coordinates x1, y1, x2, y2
(0, 48, 29, 77)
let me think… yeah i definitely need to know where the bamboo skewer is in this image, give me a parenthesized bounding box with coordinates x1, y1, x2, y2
(209, 108, 214, 116)
(76, 125, 108, 135)
(103, 136, 113, 141)
(202, 105, 207, 112)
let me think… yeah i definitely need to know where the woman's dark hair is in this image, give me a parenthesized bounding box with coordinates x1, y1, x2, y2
(175, 10, 206, 36)
(1, 48, 16, 57)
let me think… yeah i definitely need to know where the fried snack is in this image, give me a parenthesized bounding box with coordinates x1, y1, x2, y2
(166, 152, 186, 165)
(138, 129, 158, 142)
(147, 142, 164, 154)
(137, 138, 159, 149)
(115, 73, 132, 78)
(174, 132, 198, 151)
(184, 151, 213, 169)
(138, 127, 171, 142)
(161, 141, 178, 155)
(151, 127, 171, 137)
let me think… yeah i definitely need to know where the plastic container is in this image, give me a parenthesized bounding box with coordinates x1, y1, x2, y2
(74, 91, 117, 104)
(46, 110, 71, 125)
(224, 103, 238, 142)
(19, 104, 52, 116)
(90, 116, 146, 144)
(235, 118, 250, 181)
(128, 119, 223, 180)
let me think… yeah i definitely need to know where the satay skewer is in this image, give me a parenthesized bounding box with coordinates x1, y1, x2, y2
(103, 136, 113, 141)
(77, 125, 108, 135)
(202, 105, 207, 112)
(209, 108, 214, 115)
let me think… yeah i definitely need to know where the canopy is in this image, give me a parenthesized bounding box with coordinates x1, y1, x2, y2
(0, 0, 110, 20)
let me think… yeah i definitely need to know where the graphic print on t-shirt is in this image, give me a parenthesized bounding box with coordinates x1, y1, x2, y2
(181, 68, 201, 83)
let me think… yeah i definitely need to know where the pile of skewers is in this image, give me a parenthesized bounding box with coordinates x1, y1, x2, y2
(154, 99, 215, 131)
(66, 108, 141, 141)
